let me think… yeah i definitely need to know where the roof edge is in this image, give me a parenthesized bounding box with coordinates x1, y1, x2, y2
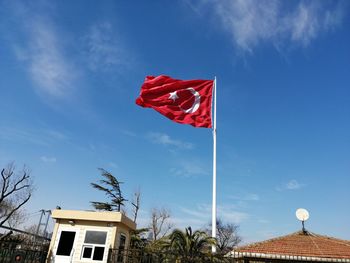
(227, 251, 350, 262)
(235, 230, 350, 251)
(51, 209, 136, 230)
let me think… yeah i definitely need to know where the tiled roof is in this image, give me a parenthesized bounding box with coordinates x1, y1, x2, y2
(231, 231, 350, 260)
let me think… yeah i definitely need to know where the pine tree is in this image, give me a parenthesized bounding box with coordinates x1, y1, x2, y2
(90, 168, 126, 212)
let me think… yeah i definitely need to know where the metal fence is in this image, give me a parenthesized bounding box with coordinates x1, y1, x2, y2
(107, 249, 233, 263)
(0, 249, 47, 263)
(0, 243, 242, 263)
(0, 241, 48, 263)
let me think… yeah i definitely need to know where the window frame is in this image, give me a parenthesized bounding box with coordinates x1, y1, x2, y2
(80, 230, 108, 262)
(54, 226, 80, 260)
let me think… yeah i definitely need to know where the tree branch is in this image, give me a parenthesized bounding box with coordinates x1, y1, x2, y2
(0, 193, 31, 227)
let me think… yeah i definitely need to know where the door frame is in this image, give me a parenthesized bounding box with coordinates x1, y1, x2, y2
(54, 226, 80, 263)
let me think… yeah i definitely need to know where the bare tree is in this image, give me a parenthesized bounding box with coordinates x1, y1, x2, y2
(131, 189, 141, 223)
(0, 163, 33, 228)
(148, 207, 173, 241)
(207, 218, 242, 253)
(6, 204, 26, 229)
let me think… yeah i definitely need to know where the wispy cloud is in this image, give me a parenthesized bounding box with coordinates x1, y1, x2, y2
(276, 179, 305, 191)
(0, 126, 69, 146)
(230, 193, 260, 201)
(83, 22, 130, 72)
(135, 209, 206, 232)
(217, 204, 249, 224)
(40, 156, 57, 163)
(169, 159, 209, 178)
(147, 132, 194, 150)
(14, 16, 77, 98)
(286, 179, 304, 190)
(180, 203, 249, 228)
(190, 0, 346, 53)
(46, 130, 68, 141)
(119, 204, 248, 231)
(119, 129, 137, 137)
(9, 3, 132, 99)
(289, 1, 345, 47)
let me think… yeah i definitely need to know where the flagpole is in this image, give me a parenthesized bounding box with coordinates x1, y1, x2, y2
(211, 77, 217, 253)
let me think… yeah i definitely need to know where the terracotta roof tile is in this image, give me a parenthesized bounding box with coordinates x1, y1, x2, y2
(233, 231, 350, 260)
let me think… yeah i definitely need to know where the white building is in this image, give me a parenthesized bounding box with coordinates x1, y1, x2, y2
(47, 209, 136, 263)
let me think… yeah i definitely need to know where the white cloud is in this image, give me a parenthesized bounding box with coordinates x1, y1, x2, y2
(180, 206, 209, 219)
(84, 22, 129, 72)
(0, 126, 68, 146)
(191, 0, 345, 53)
(169, 159, 209, 178)
(147, 132, 194, 149)
(180, 203, 249, 227)
(120, 129, 137, 137)
(135, 209, 206, 232)
(46, 130, 68, 140)
(10, 4, 132, 99)
(230, 193, 260, 201)
(289, 2, 318, 46)
(288, 1, 345, 47)
(15, 18, 76, 98)
(131, 204, 248, 232)
(286, 179, 304, 190)
(40, 156, 57, 163)
(217, 205, 249, 224)
(213, 0, 280, 53)
(276, 179, 305, 191)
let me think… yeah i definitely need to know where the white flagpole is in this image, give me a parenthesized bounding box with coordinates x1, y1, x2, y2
(211, 77, 217, 253)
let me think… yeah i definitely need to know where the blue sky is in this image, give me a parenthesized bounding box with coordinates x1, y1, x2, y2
(0, 0, 349, 243)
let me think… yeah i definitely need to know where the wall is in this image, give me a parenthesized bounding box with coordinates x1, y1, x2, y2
(48, 219, 131, 263)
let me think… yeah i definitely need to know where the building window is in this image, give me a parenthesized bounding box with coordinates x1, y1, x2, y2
(119, 234, 126, 250)
(81, 231, 107, 261)
(117, 234, 126, 262)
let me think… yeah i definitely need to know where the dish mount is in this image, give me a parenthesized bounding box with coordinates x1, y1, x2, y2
(296, 208, 309, 233)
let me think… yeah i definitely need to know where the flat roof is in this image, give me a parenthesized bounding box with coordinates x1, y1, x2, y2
(51, 209, 136, 230)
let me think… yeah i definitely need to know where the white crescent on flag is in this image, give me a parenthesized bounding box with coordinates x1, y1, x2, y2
(137, 75, 213, 128)
(168, 88, 201, 114)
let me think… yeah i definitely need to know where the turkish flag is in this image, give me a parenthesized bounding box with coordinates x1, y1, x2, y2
(136, 75, 214, 128)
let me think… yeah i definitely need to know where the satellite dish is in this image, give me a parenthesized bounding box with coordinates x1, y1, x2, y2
(296, 208, 309, 233)
(296, 208, 309, 221)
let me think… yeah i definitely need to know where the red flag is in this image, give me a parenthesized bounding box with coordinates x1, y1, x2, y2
(136, 75, 214, 128)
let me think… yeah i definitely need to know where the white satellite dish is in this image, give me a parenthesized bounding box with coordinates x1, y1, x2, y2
(296, 208, 309, 233)
(296, 208, 309, 221)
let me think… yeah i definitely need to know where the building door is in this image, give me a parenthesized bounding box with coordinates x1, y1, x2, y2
(54, 230, 77, 263)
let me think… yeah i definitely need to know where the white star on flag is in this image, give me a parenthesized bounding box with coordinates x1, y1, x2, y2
(169, 91, 179, 101)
